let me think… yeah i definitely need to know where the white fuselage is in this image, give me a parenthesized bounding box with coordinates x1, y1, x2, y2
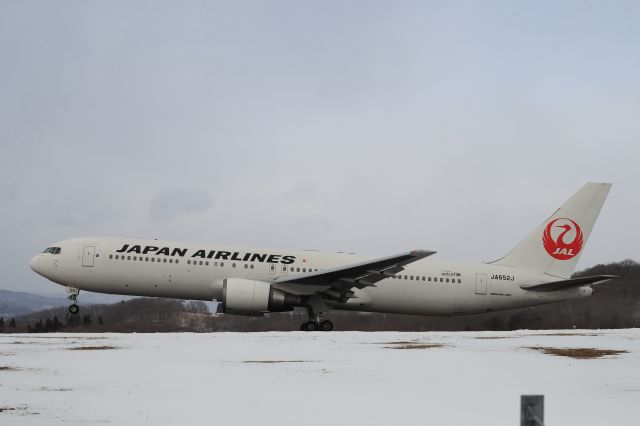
(30, 237, 591, 316)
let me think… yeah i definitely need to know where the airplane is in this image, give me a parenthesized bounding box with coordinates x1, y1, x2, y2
(29, 182, 617, 331)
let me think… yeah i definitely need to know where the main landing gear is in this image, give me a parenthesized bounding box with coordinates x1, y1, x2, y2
(300, 320, 333, 332)
(67, 286, 80, 315)
(300, 296, 333, 331)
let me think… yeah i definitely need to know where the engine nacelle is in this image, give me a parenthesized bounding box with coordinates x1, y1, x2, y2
(221, 278, 301, 316)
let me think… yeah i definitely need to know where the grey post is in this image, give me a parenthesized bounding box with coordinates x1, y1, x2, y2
(521, 395, 544, 426)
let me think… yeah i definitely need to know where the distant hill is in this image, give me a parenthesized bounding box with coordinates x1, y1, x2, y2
(0, 289, 132, 317)
(0, 289, 68, 317)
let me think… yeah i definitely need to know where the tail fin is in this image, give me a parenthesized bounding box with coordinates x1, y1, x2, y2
(491, 182, 612, 279)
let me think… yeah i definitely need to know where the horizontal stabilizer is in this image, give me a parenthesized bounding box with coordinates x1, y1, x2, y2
(521, 275, 619, 292)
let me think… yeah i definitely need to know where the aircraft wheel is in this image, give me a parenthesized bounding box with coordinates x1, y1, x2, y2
(69, 304, 80, 315)
(319, 320, 333, 332)
(302, 321, 318, 331)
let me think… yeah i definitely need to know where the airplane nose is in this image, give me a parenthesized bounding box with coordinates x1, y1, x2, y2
(29, 255, 40, 273)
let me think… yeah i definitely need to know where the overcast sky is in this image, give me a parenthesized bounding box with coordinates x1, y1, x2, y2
(1, 1, 638, 294)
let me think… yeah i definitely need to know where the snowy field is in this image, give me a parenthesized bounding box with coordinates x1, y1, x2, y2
(1, 330, 639, 426)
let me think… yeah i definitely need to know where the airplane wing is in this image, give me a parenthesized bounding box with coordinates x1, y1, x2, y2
(272, 250, 436, 302)
(520, 275, 619, 292)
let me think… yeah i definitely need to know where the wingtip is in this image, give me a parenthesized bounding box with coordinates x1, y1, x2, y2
(411, 250, 437, 257)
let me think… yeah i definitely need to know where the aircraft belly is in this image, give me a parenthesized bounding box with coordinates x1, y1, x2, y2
(360, 282, 461, 316)
(73, 261, 217, 300)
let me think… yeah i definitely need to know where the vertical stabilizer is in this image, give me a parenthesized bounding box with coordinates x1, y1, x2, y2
(491, 182, 611, 279)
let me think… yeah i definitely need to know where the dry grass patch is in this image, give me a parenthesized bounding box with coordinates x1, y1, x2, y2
(39, 387, 72, 392)
(242, 360, 315, 364)
(474, 336, 511, 340)
(67, 345, 118, 351)
(7, 336, 103, 340)
(536, 333, 601, 337)
(528, 347, 627, 359)
(387, 343, 445, 350)
(0, 405, 35, 415)
(0, 366, 20, 371)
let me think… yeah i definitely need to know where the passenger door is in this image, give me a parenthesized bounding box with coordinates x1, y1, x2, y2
(82, 246, 96, 267)
(475, 273, 487, 295)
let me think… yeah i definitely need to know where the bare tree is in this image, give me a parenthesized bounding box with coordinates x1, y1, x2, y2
(184, 301, 210, 314)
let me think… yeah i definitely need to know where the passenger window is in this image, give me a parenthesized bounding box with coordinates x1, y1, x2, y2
(220, 262, 224, 267)
(440, 278, 443, 282)
(151, 258, 155, 262)
(250, 264, 254, 269)
(169, 259, 173, 263)
(205, 261, 209, 266)
(175, 260, 179, 264)
(187, 260, 191, 265)
(199, 261, 203, 265)
(458, 279, 462, 284)
(109, 254, 113, 259)
(410, 276, 414, 280)
(163, 259, 167, 263)
(283, 266, 287, 271)
(297, 268, 300, 272)
(115, 255, 119, 260)
(244, 264, 248, 269)
(446, 278, 449, 283)
(303, 268, 307, 273)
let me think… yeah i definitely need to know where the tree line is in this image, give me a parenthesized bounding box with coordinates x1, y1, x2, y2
(1, 260, 638, 332)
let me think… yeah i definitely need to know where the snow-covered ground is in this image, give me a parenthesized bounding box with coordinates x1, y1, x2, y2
(1, 330, 639, 425)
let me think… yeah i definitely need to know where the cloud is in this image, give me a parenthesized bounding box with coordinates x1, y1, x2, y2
(278, 182, 319, 203)
(149, 188, 214, 223)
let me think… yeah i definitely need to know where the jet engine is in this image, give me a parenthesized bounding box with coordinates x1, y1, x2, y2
(221, 278, 301, 315)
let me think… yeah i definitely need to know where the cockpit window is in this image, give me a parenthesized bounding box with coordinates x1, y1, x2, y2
(42, 247, 61, 254)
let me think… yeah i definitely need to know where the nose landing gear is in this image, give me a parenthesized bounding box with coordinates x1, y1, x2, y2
(66, 286, 80, 315)
(68, 303, 80, 315)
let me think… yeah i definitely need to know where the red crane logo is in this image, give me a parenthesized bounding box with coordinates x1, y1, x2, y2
(543, 218, 584, 260)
